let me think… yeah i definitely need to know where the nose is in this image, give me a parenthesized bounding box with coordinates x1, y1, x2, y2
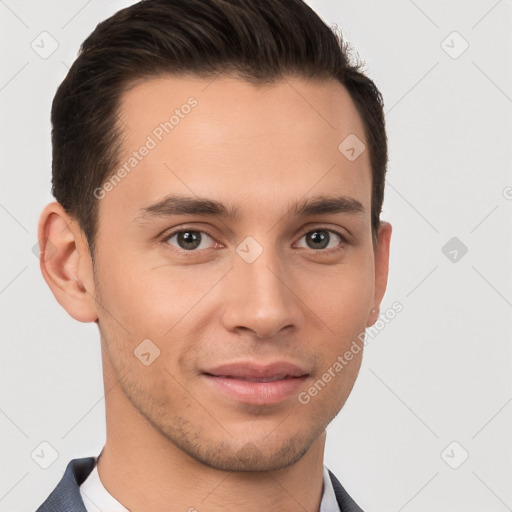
(221, 243, 303, 339)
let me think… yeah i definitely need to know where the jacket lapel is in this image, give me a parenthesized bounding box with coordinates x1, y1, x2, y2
(328, 469, 364, 512)
(35, 457, 95, 512)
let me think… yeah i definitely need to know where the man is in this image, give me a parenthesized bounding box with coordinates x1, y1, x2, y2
(35, 0, 391, 510)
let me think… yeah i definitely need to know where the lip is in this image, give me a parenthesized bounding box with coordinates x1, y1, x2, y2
(202, 361, 310, 405)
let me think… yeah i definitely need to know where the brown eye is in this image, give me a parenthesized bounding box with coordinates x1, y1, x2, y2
(297, 229, 344, 251)
(305, 230, 330, 249)
(165, 230, 216, 251)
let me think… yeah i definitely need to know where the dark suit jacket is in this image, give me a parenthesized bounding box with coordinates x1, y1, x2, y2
(35, 457, 364, 511)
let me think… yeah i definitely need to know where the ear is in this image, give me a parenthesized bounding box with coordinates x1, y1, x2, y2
(37, 201, 98, 322)
(367, 221, 392, 327)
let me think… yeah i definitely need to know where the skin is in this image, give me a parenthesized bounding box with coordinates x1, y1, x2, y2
(38, 74, 391, 512)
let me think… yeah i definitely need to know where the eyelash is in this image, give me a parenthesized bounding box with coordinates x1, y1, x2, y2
(160, 226, 348, 255)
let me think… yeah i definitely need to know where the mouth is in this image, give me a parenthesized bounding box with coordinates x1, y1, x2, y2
(202, 361, 310, 405)
(209, 374, 299, 382)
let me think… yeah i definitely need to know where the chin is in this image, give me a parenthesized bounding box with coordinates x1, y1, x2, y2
(170, 426, 318, 472)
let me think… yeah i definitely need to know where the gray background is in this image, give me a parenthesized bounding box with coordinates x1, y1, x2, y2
(1, 1, 511, 511)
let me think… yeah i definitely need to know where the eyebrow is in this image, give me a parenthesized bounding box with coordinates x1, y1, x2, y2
(134, 193, 366, 222)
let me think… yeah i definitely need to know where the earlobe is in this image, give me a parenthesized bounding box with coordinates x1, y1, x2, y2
(37, 202, 98, 323)
(366, 221, 392, 327)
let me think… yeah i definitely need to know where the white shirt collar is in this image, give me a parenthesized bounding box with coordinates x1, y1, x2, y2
(80, 458, 129, 512)
(80, 456, 340, 512)
(320, 465, 342, 512)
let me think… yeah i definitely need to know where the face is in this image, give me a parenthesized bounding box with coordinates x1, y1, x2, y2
(49, 74, 391, 472)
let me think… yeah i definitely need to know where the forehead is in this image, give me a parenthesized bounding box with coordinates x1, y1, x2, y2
(105, 74, 371, 223)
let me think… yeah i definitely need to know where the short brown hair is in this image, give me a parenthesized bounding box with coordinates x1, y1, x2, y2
(51, 0, 387, 257)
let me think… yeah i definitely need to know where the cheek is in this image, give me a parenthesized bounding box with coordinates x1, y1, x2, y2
(303, 263, 374, 334)
(94, 246, 180, 329)
(93, 253, 218, 371)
